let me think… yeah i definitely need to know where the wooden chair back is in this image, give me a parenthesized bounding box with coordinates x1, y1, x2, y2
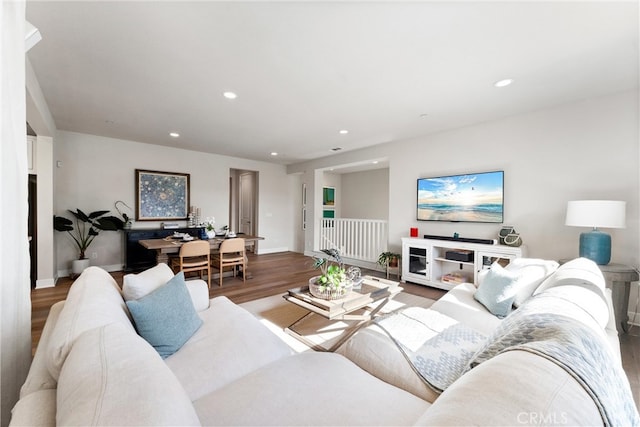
(174, 240, 211, 288)
(213, 238, 246, 287)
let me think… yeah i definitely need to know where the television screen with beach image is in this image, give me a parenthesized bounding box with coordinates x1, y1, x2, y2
(417, 171, 504, 223)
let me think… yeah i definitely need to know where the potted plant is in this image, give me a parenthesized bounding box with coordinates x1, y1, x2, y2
(378, 251, 401, 268)
(309, 248, 351, 300)
(54, 209, 124, 277)
(204, 217, 216, 239)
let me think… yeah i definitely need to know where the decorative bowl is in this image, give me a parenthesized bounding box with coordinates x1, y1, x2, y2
(308, 276, 353, 300)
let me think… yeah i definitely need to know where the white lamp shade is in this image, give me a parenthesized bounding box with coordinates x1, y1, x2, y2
(565, 200, 626, 229)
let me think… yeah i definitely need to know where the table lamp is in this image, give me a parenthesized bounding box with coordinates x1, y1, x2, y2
(565, 200, 626, 265)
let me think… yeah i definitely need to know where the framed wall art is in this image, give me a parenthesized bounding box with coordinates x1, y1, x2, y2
(323, 186, 335, 206)
(136, 169, 190, 221)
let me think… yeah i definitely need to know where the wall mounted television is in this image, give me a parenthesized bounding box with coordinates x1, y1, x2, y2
(417, 170, 504, 223)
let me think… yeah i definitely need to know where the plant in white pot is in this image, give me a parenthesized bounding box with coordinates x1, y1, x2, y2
(54, 209, 124, 277)
(309, 248, 351, 300)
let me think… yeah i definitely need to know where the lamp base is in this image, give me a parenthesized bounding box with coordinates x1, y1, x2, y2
(579, 229, 611, 265)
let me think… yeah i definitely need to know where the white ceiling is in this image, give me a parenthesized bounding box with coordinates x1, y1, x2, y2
(26, 1, 639, 166)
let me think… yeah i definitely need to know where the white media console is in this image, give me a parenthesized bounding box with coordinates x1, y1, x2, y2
(401, 237, 524, 290)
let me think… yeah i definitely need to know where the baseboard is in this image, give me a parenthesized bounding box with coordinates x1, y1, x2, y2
(57, 263, 123, 278)
(257, 247, 289, 255)
(35, 278, 55, 289)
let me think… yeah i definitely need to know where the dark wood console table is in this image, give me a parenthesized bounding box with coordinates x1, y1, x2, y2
(123, 227, 203, 272)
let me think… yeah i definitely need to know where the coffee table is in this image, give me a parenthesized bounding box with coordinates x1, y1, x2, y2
(283, 275, 402, 351)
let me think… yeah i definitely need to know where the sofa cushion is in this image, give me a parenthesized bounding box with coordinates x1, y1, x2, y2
(10, 389, 56, 427)
(430, 283, 501, 335)
(415, 351, 602, 426)
(123, 262, 174, 301)
(46, 267, 134, 380)
(193, 352, 430, 426)
(473, 262, 520, 317)
(165, 296, 294, 401)
(505, 258, 559, 307)
(336, 307, 452, 403)
(535, 257, 605, 299)
(126, 272, 203, 359)
(20, 301, 64, 398)
(56, 323, 200, 426)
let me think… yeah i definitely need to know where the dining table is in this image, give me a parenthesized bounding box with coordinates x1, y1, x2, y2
(138, 234, 264, 279)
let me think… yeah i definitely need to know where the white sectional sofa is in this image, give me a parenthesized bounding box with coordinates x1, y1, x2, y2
(10, 258, 639, 426)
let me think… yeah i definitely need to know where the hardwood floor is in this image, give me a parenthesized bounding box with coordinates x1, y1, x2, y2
(30, 251, 640, 408)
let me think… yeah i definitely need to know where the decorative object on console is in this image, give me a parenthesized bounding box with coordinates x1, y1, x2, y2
(204, 217, 216, 239)
(499, 226, 522, 247)
(114, 200, 134, 229)
(136, 169, 190, 221)
(565, 200, 626, 265)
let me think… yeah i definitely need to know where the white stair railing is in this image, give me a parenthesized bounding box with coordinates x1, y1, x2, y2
(319, 218, 388, 263)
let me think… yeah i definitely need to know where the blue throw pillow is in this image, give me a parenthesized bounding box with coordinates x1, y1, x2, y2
(474, 262, 520, 318)
(126, 272, 203, 358)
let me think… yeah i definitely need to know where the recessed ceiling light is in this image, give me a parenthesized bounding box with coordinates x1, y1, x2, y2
(270, 152, 278, 156)
(339, 129, 349, 134)
(494, 79, 514, 88)
(169, 132, 180, 138)
(372, 161, 379, 164)
(223, 91, 237, 99)
(419, 113, 428, 119)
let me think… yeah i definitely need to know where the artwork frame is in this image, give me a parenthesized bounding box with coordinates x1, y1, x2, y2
(135, 169, 190, 221)
(323, 186, 335, 206)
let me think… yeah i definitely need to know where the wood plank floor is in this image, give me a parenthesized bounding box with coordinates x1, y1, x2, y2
(31, 251, 640, 408)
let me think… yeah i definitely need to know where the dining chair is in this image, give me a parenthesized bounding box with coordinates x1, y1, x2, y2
(211, 238, 246, 287)
(170, 240, 211, 288)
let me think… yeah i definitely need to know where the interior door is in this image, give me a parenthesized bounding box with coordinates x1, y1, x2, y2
(239, 172, 255, 235)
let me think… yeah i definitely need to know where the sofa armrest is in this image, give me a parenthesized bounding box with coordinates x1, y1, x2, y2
(185, 279, 210, 312)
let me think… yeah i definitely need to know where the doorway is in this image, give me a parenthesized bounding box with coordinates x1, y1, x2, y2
(28, 174, 37, 288)
(229, 169, 258, 237)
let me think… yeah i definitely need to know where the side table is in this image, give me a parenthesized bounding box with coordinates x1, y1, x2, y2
(598, 263, 639, 334)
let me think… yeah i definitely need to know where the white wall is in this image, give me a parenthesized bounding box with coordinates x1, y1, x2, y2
(1, 2, 32, 425)
(341, 168, 389, 220)
(53, 131, 296, 275)
(289, 90, 639, 265)
(35, 136, 55, 287)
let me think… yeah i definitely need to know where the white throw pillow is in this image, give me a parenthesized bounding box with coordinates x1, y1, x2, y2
(505, 258, 559, 307)
(123, 263, 175, 301)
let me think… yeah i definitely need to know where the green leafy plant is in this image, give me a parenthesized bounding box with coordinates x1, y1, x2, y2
(377, 251, 401, 268)
(54, 209, 124, 259)
(312, 248, 347, 291)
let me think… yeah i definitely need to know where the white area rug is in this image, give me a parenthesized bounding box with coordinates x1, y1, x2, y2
(240, 292, 435, 353)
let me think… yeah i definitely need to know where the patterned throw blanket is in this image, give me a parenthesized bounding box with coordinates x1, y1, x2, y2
(373, 307, 486, 392)
(375, 295, 640, 427)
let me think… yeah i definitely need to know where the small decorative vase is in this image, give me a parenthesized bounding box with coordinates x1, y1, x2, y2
(206, 230, 216, 239)
(308, 276, 353, 300)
